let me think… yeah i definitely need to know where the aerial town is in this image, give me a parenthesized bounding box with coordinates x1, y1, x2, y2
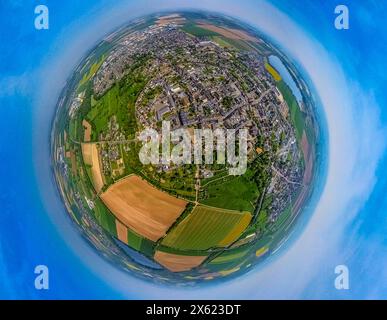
(53, 12, 316, 283)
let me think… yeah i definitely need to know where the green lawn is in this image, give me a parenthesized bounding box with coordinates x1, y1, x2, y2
(161, 206, 251, 251)
(200, 173, 259, 213)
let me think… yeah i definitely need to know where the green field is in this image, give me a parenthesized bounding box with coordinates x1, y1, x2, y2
(200, 172, 259, 212)
(86, 80, 142, 140)
(268, 204, 292, 233)
(154, 245, 211, 257)
(209, 247, 250, 265)
(86, 57, 149, 140)
(64, 143, 114, 237)
(68, 118, 80, 141)
(181, 23, 219, 37)
(181, 23, 220, 37)
(93, 199, 117, 236)
(277, 80, 304, 141)
(161, 206, 252, 250)
(210, 36, 253, 51)
(211, 36, 232, 48)
(78, 56, 105, 89)
(182, 23, 253, 51)
(127, 228, 155, 256)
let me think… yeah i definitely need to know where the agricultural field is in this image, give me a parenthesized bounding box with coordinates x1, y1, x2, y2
(154, 251, 207, 272)
(100, 174, 188, 242)
(161, 205, 252, 250)
(92, 198, 117, 236)
(265, 62, 282, 82)
(78, 55, 105, 89)
(115, 220, 155, 256)
(156, 14, 187, 26)
(181, 23, 220, 37)
(81, 143, 105, 193)
(209, 246, 251, 265)
(194, 22, 256, 41)
(82, 120, 92, 142)
(115, 219, 128, 243)
(68, 117, 80, 141)
(185, 22, 260, 51)
(211, 36, 233, 48)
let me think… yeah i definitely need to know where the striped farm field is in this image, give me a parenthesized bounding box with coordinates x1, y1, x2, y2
(100, 174, 188, 242)
(209, 247, 250, 265)
(81, 143, 105, 193)
(161, 205, 252, 251)
(154, 251, 207, 272)
(265, 62, 282, 82)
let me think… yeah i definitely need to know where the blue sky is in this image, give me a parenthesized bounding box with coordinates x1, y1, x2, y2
(1, 0, 387, 299)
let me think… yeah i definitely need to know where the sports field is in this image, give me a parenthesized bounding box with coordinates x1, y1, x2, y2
(100, 175, 188, 242)
(161, 205, 252, 250)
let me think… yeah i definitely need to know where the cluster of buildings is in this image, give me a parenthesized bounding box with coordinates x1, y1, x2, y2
(99, 117, 126, 179)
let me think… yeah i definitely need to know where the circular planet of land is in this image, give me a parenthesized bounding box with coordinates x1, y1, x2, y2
(52, 11, 319, 284)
